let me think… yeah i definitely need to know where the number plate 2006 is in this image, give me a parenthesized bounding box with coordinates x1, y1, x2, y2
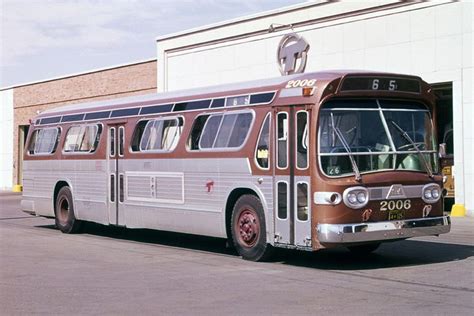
(380, 199, 411, 220)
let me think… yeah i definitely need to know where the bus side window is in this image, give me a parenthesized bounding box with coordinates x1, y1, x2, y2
(27, 127, 61, 155)
(63, 124, 101, 153)
(130, 120, 149, 152)
(277, 112, 288, 169)
(296, 111, 308, 169)
(200, 115, 223, 148)
(138, 117, 183, 152)
(255, 113, 270, 169)
(188, 115, 210, 150)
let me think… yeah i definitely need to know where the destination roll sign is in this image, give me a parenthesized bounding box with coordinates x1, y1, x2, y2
(340, 76, 420, 93)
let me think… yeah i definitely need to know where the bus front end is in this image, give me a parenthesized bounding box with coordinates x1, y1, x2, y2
(313, 75, 451, 251)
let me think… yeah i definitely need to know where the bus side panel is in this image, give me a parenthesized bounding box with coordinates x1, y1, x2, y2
(22, 160, 57, 217)
(22, 159, 109, 224)
(122, 157, 273, 239)
(67, 159, 108, 225)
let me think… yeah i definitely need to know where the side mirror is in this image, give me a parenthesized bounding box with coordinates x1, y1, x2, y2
(439, 143, 446, 158)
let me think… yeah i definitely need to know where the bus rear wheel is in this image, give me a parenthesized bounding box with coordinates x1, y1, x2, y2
(231, 195, 273, 261)
(55, 186, 82, 234)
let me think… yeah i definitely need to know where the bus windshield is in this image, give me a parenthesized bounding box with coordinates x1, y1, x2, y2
(319, 99, 438, 177)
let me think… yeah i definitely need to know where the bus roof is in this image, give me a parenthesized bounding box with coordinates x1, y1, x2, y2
(34, 70, 424, 124)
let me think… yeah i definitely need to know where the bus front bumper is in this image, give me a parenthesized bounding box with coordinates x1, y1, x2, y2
(317, 216, 451, 244)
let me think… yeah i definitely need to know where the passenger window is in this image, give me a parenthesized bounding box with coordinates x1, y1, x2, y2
(138, 117, 183, 152)
(277, 181, 288, 220)
(277, 112, 288, 169)
(296, 111, 308, 169)
(200, 115, 223, 148)
(63, 124, 101, 153)
(199, 112, 253, 149)
(28, 127, 60, 155)
(130, 121, 148, 151)
(255, 113, 270, 169)
(297, 182, 309, 221)
(188, 115, 210, 150)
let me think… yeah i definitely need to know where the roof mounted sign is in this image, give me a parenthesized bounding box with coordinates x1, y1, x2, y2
(277, 33, 310, 76)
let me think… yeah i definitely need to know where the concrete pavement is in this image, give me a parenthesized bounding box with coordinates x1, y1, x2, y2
(1, 192, 473, 315)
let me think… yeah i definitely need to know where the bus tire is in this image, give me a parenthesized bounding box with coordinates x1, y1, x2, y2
(54, 186, 82, 234)
(347, 243, 380, 255)
(231, 194, 273, 262)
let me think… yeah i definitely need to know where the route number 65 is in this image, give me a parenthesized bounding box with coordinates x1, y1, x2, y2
(372, 79, 397, 91)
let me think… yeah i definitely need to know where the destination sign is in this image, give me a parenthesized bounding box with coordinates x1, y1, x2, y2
(340, 77, 420, 93)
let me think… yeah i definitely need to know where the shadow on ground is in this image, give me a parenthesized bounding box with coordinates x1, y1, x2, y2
(37, 221, 473, 271)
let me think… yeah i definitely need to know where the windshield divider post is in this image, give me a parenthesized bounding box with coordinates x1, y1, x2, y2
(330, 113, 361, 182)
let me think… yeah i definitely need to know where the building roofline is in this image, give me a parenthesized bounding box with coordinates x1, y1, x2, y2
(155, 1, 325, 42)
(0, 57, 157, 91)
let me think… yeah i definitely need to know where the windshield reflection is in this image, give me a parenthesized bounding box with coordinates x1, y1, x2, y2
(319, 99, 438, 177)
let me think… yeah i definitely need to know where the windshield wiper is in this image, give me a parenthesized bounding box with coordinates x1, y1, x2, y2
(389, 120, 433, 178)
(330, 113, 361, 181)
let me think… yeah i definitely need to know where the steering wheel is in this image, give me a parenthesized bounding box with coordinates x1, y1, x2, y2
(398, 142, 425, 151)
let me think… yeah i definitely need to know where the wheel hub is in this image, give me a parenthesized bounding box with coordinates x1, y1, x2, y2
(58, 198, 69, 223)
(237, 209, 259, 247)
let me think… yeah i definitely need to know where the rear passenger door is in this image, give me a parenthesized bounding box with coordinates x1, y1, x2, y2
(107, 124, 126, 226)
(274, 106, 311, 247)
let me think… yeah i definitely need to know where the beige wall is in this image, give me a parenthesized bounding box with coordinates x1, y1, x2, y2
(12, 60, 157, 186)
(157, 0, 473, 215)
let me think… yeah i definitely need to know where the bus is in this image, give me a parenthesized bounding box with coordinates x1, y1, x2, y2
(21, 70, 451, 261)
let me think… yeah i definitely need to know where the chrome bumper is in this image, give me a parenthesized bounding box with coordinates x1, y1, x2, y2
(317, 216, 451, 244)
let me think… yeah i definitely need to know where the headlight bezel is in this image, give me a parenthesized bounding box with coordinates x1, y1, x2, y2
(422, 183, 442, 204)
(343, 186, 369, 209)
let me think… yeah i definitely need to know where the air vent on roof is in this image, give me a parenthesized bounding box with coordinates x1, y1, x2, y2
(250, 92, 275, 104)
(62, 113, 85, 122)
(140, 104, 173, 115)
(40, 116, 61, 124)
(173, 99, 211, 112)
(210, 98, 225, 108)
(85, 111, 110, 120)
(110, 107, 140, 118)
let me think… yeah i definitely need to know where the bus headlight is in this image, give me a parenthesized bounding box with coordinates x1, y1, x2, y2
(343, 186, 369, 209)
(422, 184, 441, 203)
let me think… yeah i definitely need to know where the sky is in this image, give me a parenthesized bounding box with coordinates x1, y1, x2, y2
(0, 0, 305, 88)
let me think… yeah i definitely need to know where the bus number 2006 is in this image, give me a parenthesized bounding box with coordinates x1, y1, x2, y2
(380, 199, 411, 211)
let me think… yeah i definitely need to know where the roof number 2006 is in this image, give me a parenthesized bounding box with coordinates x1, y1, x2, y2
(285, 79, 316, 89)
(380, 199, 411, 211)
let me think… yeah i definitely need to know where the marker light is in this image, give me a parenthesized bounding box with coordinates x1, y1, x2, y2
(302, 87, 314, 97)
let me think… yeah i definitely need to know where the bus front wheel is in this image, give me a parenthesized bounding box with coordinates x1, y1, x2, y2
(231, 195, 273, 261)
(54, 186, 82, 234)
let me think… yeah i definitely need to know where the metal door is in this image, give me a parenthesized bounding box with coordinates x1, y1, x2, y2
(107, 125, 126, 226)
(274, 106, 312, 247)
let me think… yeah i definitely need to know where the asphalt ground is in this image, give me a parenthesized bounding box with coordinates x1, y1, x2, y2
(0, 192, 473, 315)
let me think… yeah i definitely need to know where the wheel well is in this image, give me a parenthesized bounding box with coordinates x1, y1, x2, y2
(225, 188, 258, 241)
(53, 181, 69, 211)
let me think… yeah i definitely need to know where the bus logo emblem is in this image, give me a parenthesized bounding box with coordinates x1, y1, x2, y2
(386, 184, 406, 199)
(277, 33, 310, 76)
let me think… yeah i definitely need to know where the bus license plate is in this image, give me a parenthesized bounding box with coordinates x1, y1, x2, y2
(388, 210, 404, 221)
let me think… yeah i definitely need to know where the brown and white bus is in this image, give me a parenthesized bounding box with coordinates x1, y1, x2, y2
(22, 71, 450, 261)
